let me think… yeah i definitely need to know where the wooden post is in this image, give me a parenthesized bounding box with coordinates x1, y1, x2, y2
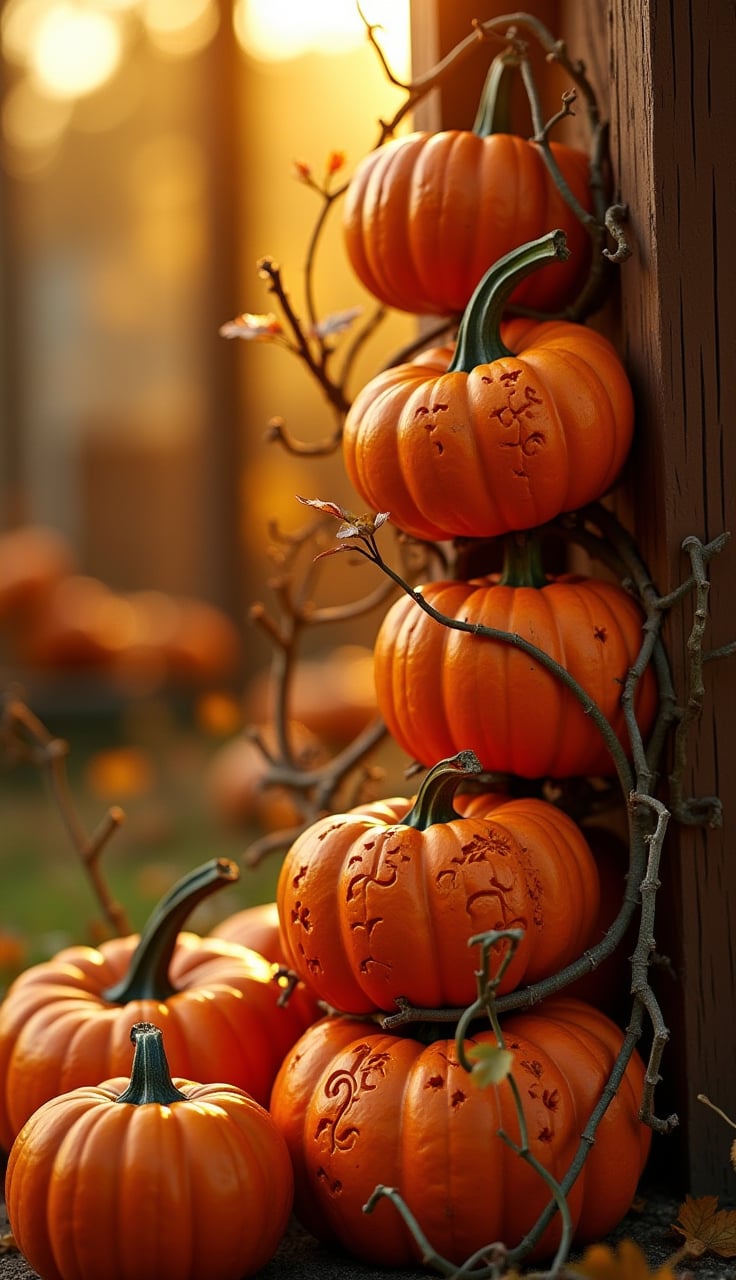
(410, 0, 736, 1198)
(602, 0, 736, 1200)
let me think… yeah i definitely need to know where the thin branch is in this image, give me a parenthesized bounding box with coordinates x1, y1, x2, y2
(0, 695, 131, 936)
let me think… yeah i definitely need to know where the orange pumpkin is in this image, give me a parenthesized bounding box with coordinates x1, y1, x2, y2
(373, 536, 658, 779)
(269, 998, 651, 1265)
(0, 859, 318, 1150)
(6, 1021, 293, 1280)
(277, 751, 600, 1013)
(211, 901, 286, 966)
(343, 232, 634, 544)
(342, 55, 594, 317)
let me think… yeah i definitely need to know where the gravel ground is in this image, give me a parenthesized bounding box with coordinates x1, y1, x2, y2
(2, 1184, 734, 1278)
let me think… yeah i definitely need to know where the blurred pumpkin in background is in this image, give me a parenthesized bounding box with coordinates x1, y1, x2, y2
(244, 645, 377, 746)
(204, 720, 327, 833)
(0, 524, 77, 624)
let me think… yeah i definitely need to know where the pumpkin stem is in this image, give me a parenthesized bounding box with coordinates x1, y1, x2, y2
(447, 230, 570, 372)
(102, 858, 240, 1004)
(498, 533, 549, 588)
(402, 750, 484, 830)
(472, 52, 519, 137)
(115, 1022, 188, 1106)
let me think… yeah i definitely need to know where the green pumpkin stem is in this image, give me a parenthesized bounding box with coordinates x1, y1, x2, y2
(498, 533, 549, 588)
(115, 1022, 188, 1106)
(472, 52, 518, 137)
(402, 750, 483, 830)
(102, 858, 239, 1004)
(448, 230, 570, 373)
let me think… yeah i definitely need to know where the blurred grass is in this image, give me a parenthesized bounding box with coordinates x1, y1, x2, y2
(0, 693, 281, 995)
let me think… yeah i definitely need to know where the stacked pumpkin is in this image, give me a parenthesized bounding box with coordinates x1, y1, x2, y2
(266, 63, 657, 1270)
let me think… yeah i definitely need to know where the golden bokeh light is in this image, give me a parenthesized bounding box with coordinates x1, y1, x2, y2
(2, 75, 72, 151)
(1, 0, 50, 66)
(232, 0, 410, 69)
(142, 0, 218, 58)
(28, 3, 123, 100)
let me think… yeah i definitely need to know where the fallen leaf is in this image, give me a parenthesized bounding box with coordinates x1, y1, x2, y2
(570, 1239, 678, 1279)
(671, 1194, 736, 1258)
(0, 1232, 18, 1255)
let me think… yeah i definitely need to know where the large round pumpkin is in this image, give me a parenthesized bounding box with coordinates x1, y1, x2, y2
(342, 232, 634, 544)
(277, 751, 600, 1014)
(0, 859, 318, 1151)
(373, 538, 658, 780)
(342, 55, 594, 316)
(6, 1021, 293, 1280)
(269, 998, 651, 1266)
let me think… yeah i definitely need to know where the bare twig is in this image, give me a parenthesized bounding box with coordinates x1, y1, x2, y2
(0, 695, 131, 937)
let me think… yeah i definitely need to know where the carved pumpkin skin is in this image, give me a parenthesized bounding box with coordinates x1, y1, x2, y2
(276, 781, 600, 1014)
(269, 999, 651, 1266)
(373, 575, 658, 779)
(342, 319, 634, 544)
(342, 131, 594, 316)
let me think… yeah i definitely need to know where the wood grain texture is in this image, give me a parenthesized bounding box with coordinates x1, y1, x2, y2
(414, 0, 736, 1198)
(602, 0, 736, 1198)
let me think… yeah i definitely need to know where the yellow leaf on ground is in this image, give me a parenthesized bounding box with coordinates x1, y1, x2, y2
(672, 1194, 736, 1258)
(570, 1239, 678, 1279)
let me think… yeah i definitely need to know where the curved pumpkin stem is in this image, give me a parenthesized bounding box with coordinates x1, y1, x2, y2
(115, 1022, 188, 1106)
(498, 532, 549, 588)
(402, 750, 483, 830)
(448, 229, 571, 372)
(102, 858, 240, 1004)
(472, 51, 519, 137)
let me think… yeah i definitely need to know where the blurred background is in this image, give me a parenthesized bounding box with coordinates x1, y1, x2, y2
(0, 0, 418, 978)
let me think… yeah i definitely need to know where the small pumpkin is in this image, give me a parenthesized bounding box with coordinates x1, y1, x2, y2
(0, 858, 318, 1151)
(5, 1021, 294, 1280)
(373, 535, 658, 779)
(269, 998, 651, 1266)
(342, 55, 594, 316)
(343, 231, 634, 544)
(277, 750, 600, 1014)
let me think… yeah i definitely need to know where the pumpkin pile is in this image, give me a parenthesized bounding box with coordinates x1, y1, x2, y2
(0, 859, 318, 1278)
(1, 36, 656, 1280)
(263, 47, 656, 1272)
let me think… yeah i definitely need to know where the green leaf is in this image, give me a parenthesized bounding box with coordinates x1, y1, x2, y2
(467, 1043, 513, 1088)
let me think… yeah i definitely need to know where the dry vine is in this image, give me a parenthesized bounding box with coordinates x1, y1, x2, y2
(217, 12, 736, 1275)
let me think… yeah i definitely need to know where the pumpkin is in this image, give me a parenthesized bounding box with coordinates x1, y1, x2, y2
(0, 524, 76, 625)
(244, 644, 378, 746)
(373, 535, 658, 779)
(343, 231, 634, 544)
(204, 720, 327, 833)
(5, 1021, 294, 1280)
(276, 750, 600, 1014)
(342, 54, 594, 316)
(564, 824, 637, 1016)
(211, 900, 286, 965)
(269, 998, 651, 1266)
(0, 858, 318, 1151)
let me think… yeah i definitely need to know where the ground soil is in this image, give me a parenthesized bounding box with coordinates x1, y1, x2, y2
(2, 1184, 734, 1278)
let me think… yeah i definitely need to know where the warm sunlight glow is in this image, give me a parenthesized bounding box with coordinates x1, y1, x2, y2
(28, 3, 123, 99)
(233, 0, 410, 70)
(142, 0, 218, 58)
(2, 76, 72, 151)
(1, 0, 50, 65)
